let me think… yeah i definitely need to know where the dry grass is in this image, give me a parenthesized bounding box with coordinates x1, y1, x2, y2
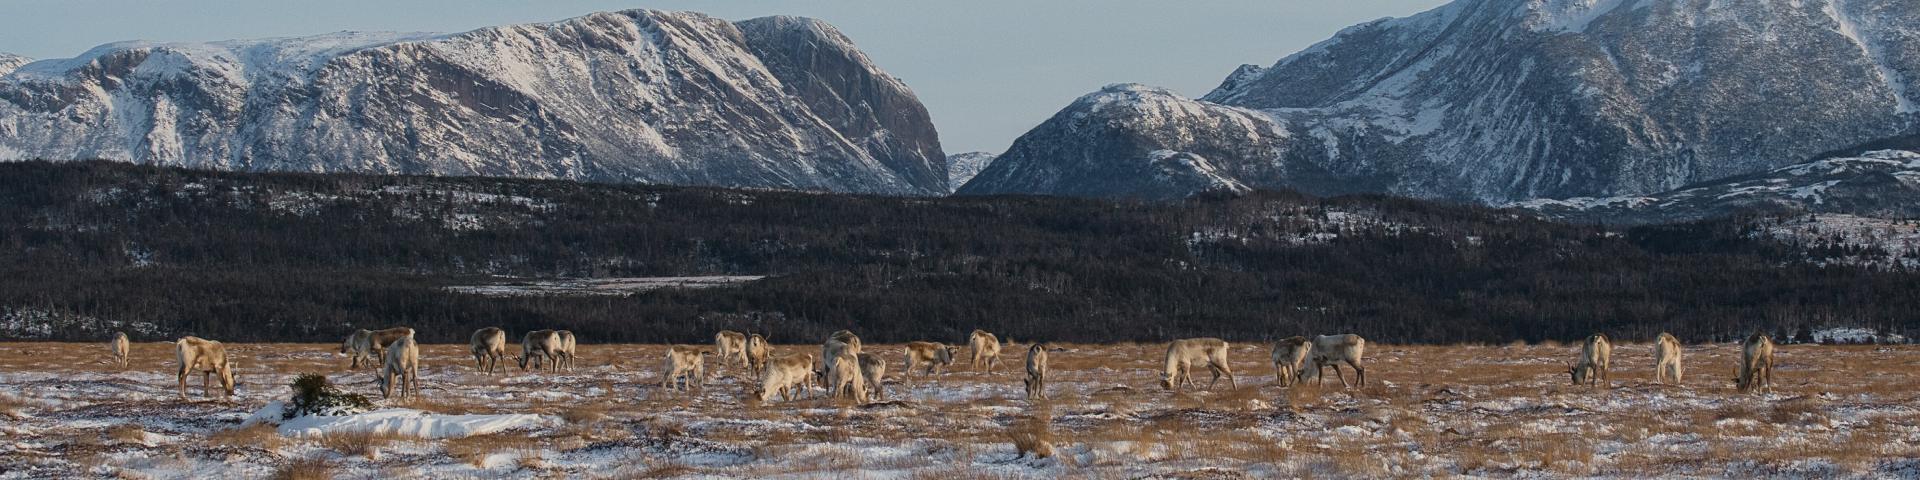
(269, 456, 335, 480)
(105, 423, 147, 445)
(444, 433, 543, 467)
(312, 430, 417, 459)
(3, 341, 1919, 478)
(1006, 416, 1056, 459)
(207, 423, 286, 451)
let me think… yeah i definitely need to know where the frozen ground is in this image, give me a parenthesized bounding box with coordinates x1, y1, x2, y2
(1, 341, 1917, 478)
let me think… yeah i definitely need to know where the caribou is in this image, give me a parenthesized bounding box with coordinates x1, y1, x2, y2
(904, 341, 957, 376)
(857, 353, 888, 401)
(1736, 331, 1775, 394)
(754, 354, 817, 403)
(662, 346, 709, 391)
(1270, 336, 1310, 386)
(1654, 332, 1683, 384)
(716, 331, 748, 372)
(377, 335, 420, 400)
(824, 352, 870, 404)
(1024, 343, 1050, 400)
(470, 327, 508, 375)
(1303, 334, 1367, 388)
(175, 336, 236, 400)
(1567, 334, 1612, 387)
(340, 327, 414, 369)
(745, 333, 771, 378)
(555, 330, 579, 372)
(519, 330, 561, 372)
(109, 332, 131, 369)
(969, 330, 1002, 374)
(819, 330, 863, 388)
(1161, 338, 1235, 392)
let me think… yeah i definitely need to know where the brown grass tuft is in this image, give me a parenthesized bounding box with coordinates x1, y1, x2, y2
(444, 433, 541, 467)
(312, 430, 415, 459)
(1006, 416, 1056, 459)
(269, 456, 334, 480)
(207, 423, 285, 451)
(105, 424, 147, 445)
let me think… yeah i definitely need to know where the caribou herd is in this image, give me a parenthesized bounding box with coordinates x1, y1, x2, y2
(130, 328, 1787, 403)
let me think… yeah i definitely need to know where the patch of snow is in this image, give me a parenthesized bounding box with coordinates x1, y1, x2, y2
(1528, 0, 1636, 33)
(445, 276, 766, 297)
(265, 407, 558, 440)
(1823, 0, 1917, 113)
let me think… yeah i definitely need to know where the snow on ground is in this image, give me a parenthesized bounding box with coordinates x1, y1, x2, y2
(0, 341, 1916, 478)
(444, 276, 767, 297)
(247, 403, 559, 439)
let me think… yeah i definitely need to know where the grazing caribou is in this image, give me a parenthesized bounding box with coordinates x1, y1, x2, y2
(470, 327, 508, 375)
(1304, 334, 1367, 388)
(1567, 334, 1612, 387)
(377, 335, 420, 400)
(903, 341, 957, 377)
(1270, 336, 1310, 386)
(662, 346, 709, 391)
(857, 353, 887, 401)
(175, 336, 236, 400)
(754, 354, 816, 403)
(1736, 332, 1775, 394)
(1161, 338, 1235, 392)
(518, 330, 561, 372)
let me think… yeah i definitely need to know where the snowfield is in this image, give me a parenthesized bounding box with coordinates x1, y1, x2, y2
(0, 341, 1916, 478)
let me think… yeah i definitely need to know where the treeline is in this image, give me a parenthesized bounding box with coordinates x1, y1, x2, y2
(1, 160, 1915, 345)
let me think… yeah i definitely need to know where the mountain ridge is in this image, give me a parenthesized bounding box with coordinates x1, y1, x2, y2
(0, 10, 949, 195)
(965, 0, 1920, 205)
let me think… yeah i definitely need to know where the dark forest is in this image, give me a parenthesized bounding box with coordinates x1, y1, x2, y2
(1, 160, 1914, 345)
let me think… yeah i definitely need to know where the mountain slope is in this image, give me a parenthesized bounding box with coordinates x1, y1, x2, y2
(0, 11, 947, 195)
(965, 0, 1920, 203)
(0, 53, 26, 76)
(1517, 149, 1920, 224)
(945, 151, 995, 192)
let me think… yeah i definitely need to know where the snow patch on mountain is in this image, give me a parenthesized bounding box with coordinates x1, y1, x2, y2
(1822, 0, 1918, 113)
(0, 53, 28, 76)
(1148, 150, 1250, 196)
(1519, 150, 1920, 224)
(945, 152, 995, 192)
(1525, 0, 1641, 33)
(1755, 214, 1920, 269)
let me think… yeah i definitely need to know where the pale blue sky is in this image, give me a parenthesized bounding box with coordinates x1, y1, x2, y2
(0, 1, 1449, 154)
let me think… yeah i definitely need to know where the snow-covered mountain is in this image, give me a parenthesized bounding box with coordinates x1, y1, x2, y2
(0, 53, 28, 76)
(945, 151, 995, 192)
(962, 0, 1920, 204)
(1517, 149, 1920, 224)
(0, 11, 948, 195)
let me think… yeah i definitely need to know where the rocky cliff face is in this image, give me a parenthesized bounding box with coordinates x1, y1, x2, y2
(963, 0, 1920, 204)
(0, 11, 948, 195)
